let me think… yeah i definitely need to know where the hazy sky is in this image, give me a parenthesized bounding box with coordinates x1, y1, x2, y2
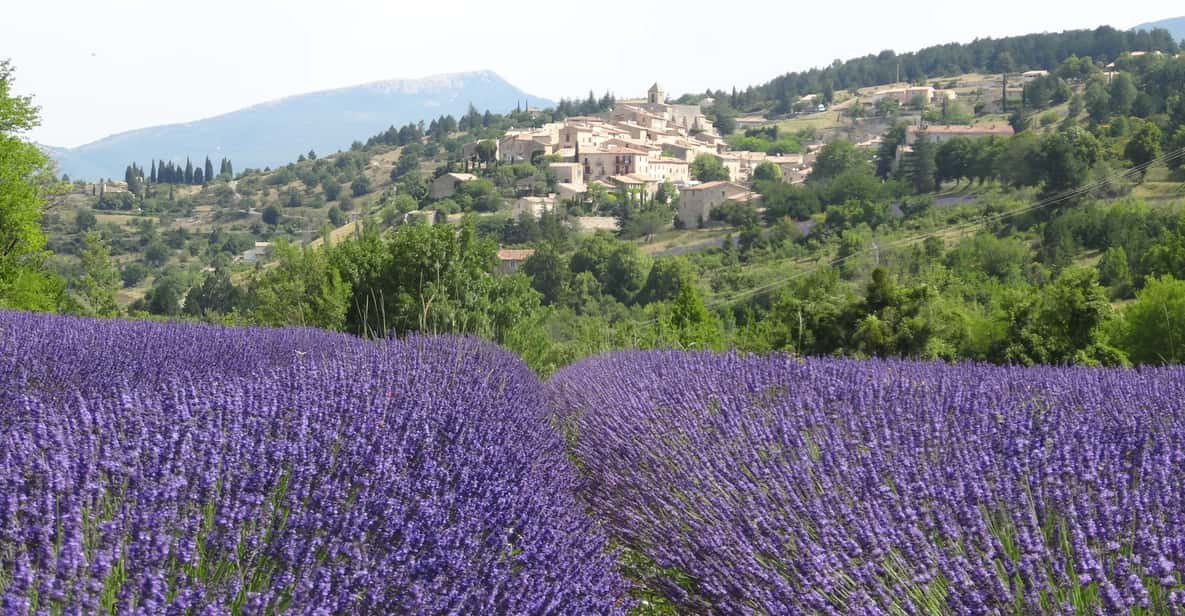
(7, 1, 1180, 147)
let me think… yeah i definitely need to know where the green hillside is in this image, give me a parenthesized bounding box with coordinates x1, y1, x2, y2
(9, 26, 1185, 374)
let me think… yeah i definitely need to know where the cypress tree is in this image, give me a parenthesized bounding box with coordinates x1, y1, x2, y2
(204, 157, 214, 183)
(194, 168, 204, 185)
(184, 158, 193, 184)
(150, 160, 157, 184)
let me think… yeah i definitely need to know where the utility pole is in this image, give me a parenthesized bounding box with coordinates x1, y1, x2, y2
(1002, 72, 1008, 113)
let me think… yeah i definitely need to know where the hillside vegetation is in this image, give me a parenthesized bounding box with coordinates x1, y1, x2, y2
(6, 27, 1185, 376)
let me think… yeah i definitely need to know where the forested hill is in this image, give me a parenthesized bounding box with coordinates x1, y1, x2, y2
(50, 70, 552, 181)
(713, 26, 1178, 112)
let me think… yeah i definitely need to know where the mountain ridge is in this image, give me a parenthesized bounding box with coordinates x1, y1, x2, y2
(1133, 16, 1185, 41)
(50, 70, 552, 180)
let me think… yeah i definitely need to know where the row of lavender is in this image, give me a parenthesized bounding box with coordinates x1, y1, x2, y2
(0, 312, 628, 613)
(550, 352, 1185, 614)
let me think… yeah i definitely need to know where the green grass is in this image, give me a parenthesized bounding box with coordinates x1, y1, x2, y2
(774, 112, 843, 134)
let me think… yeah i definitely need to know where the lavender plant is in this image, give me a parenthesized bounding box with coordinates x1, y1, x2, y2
(550, 351, 1185, 614)
(0, 311, 627, 614)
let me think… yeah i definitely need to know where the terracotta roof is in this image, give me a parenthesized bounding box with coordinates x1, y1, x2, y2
(681, 181, 739, 192)
(732, 192, 761, 203)
(583, 146, 651, 156)
(609, 174, 654, 185)
(497, 249, 535, 261)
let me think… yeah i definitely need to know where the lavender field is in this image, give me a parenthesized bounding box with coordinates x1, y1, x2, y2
(550, 352, 1185, 614)
(6, 311, 1185, 614)
(0, 312, 627, 613)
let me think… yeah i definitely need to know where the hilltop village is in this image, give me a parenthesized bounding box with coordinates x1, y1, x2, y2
(429, 80, 1017, 235)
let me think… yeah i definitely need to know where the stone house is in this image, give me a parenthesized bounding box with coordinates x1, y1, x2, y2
(904, 124, 1015, 145)
(763, 155, 810, 181)
(498, 132, 551, 162)
(647, 157, 691, 184)
(429, 173, 477, 200)
(580, 146, 652, 182)
(609, 174, 660, 202)
(510, 195, 558, 219)
(497, 249, 535, 274)
(557, 182, 588, 201)
(549, 162, 584, 185)
(677, 181, 759, 228)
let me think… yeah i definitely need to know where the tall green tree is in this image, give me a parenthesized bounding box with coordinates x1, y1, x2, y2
(570, 232, 649, 304)
(1084, 81, 1111, 123)
(653, 282, 723, 350)
(902, 137, 938, 194)
(1122, 275, 1185, 365)
(1125, 121, 1162, 176)
(0, 60, 65, 311)
(521, 242, 570, 306)
(1097, 246, 1133, 298)
(875, 123, 907, 179)
(810, 140, 870, 184)
(992, 267, 1125, 366)
(184, 266, 246, 319)
(1037, 127, 1102, 196)
(251, 240, 351, 330)
(1108, 72, 1138, 116)
(375, 221, 539, 341)
(690, 154, 729, 182)
(935, 136, 975, 185)
(636, 257, 695, 305)
(1169, 126, 1185, 172)
(72, 231, 120, 317)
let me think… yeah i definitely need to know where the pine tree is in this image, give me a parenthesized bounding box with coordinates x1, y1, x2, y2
(75, 231, 120, 317)
(903, 137, 938, 194)
(204, 157, 214, 184)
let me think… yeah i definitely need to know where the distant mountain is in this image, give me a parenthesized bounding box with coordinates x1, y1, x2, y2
(49, 70, 552, 180)
(1133, 16, 1185, 41)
